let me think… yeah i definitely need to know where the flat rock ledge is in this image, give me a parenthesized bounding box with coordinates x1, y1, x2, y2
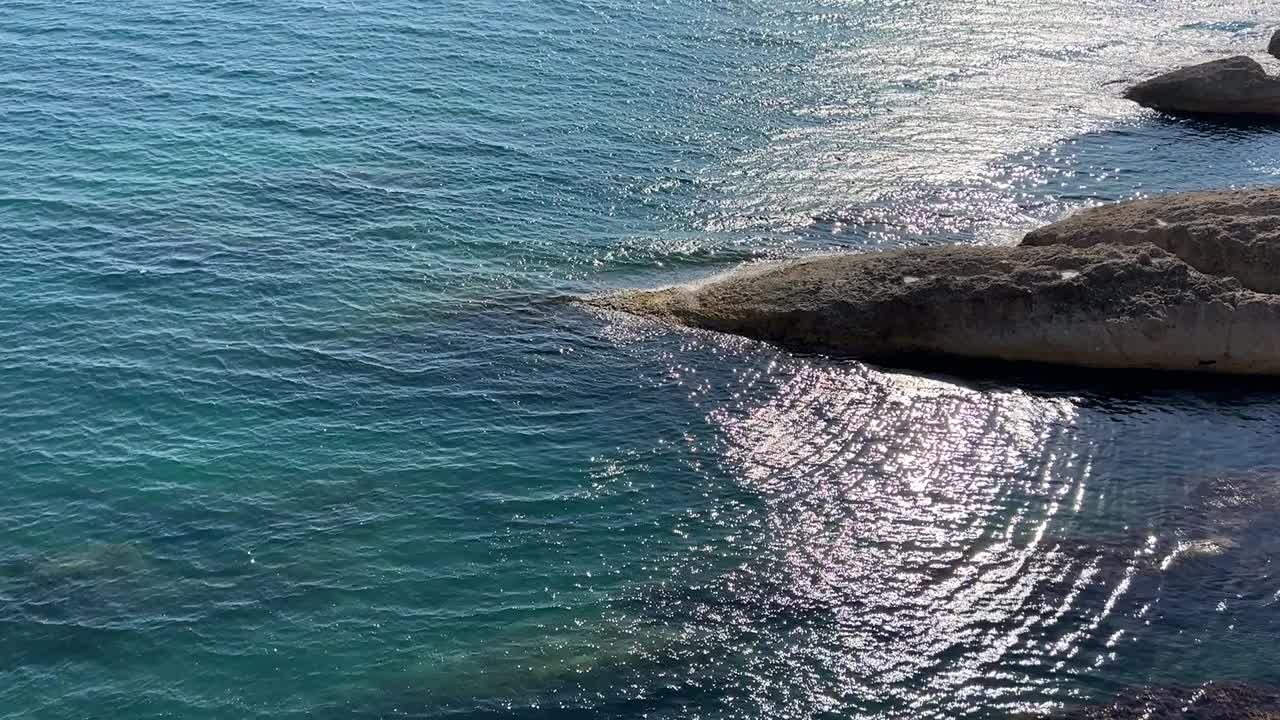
(585, 243, 1280, 375)
(1022, 187, 1280, 294)
(1123, 55, 1280, 117)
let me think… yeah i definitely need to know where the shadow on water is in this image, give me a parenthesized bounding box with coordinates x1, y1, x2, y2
(1135, 112, 1280, 135)
(845, 353, 1280, 407)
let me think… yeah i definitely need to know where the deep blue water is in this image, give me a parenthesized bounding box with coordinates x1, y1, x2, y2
(4, 1, 1280, 718)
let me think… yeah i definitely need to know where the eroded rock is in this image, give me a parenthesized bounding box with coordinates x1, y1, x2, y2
(1123, 55, 1280, 117)
(586, 243, 1280, 375)
(1022, 187, 1280, 294)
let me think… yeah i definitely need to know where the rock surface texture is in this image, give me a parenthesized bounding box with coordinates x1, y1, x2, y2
(1022, 187, 1280, 294)
(1123, 55, 1280, 116)
(1054, 682, 1280, 719)
(586, 244, 1280, 375)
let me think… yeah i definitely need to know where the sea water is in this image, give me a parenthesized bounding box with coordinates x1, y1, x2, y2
(3, 1, 1280, 718)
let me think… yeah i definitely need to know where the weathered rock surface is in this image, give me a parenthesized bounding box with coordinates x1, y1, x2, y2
(1270, 30, 1280, 60)
(1054, 682, 1280, 719)
(1021, 187, 1280, 294)
(1123, 55, 1280, 117)
(586, 243, 1280, 375)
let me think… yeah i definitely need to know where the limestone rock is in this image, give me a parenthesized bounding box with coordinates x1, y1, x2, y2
(586, 243, 1280, 375)
(1021, 187, 1280, 294)
(1123, 55, 1280, 117)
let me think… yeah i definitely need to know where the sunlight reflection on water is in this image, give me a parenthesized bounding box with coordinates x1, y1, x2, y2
(699, 0, 1278, 242)
(705, 364, 1147, 715)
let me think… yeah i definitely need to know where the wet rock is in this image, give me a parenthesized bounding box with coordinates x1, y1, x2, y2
(1181, 469, 1280, 549)
(1189, 470, 1280, 517)
(1022, 187, 1280, 294)
(1123, 56, 1280, 117)
(586, 243, 1280, 375)
(1271, 30, 1280, 61)
(1056, 681, 1280, 719)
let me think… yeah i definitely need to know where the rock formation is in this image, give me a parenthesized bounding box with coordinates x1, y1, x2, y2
(1054, 682, 1280, 719)
(1270, 30, 1280, 60)
(585, 243, 1280, 375)
(1123, 55, 1280, 117)
(1022, 187, 1280, 294)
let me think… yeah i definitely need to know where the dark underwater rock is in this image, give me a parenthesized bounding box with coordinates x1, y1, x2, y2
(1056, 681, 1280, 719)
(1123, 56, 1280, 117)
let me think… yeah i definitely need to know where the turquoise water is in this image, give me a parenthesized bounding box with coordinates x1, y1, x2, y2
(4, 1, 1280, 717)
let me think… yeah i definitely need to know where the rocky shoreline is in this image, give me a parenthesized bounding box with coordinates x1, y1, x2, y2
(587, 34, 1280, 376)
(587, 187, 1280, 375)
(580, 27, 1280, 719)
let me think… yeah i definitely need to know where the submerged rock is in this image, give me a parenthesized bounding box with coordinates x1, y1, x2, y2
(1022, 187, 1280, 294)
(1123, 55, 1280, 117)
(1056, 681, 1280, 719)
(32, 542, 148, 580)
(586, 243, 1280, 375)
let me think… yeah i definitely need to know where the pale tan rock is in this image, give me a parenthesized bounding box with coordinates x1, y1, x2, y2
(586, 243, 1280, 375)
(1022, 187, 1280, 294)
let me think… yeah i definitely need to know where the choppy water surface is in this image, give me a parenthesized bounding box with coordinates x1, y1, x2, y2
(3, 0, 1280, 718)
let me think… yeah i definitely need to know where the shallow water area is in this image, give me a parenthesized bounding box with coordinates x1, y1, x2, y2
(3, 0, 1280, 718)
